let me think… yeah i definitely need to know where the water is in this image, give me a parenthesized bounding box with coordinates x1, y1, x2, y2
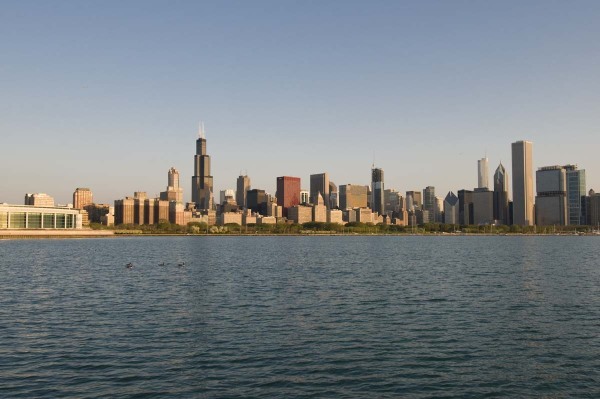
(1, 236, 599, 398)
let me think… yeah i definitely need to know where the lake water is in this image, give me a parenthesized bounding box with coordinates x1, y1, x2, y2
(1, 236, 599, 398)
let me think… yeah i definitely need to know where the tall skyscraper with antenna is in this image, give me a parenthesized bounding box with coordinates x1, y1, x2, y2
(192, 123, 214, 210)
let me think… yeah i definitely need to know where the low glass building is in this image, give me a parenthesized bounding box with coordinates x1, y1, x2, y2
(0, 204, 83, 229)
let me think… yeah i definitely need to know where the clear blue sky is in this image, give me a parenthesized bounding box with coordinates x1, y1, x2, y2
(2, 1, 600, 205)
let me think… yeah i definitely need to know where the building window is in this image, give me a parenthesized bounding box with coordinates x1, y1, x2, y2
(43, 214, 54, 228)
(9, 212, 26, 229)
(28, 213, 42, 229)
(0, 212, 7, 228)
(56, 214, 66, 229)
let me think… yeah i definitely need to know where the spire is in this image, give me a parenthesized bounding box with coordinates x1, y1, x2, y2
(198, 121, 206, 139)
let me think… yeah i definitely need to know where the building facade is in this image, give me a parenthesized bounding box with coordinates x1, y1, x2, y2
(423, 186, 436, 223)
(236, 174, 251, 209)
(512, 140, 534, 225)
(371, 168, 384, 215)
(564, 165, 586, 225)
(535, 166, 567, 226)
(493, 163, 510, 225)
(339, 184, 368, 209)
(443, 191, 459, 224)
(276, 176, 301, 217)
(478, 157, 489, 189)
(160, 167, 184, 203)
(458, 189, 474, 225)
(472, 188, 494, 225)
(288, 205, 312, 224)
(247, 189, 268, 215)
(24, 193, 55, 207)
(73, 188, 93, 210)
(310, 173, 330, 208)
(0, 204, 83, 229)
(191, 125, 214, 210)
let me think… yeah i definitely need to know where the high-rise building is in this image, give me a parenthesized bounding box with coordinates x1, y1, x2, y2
(405, 191, 422, 210)
(589, 189, 600, 227)
(512, 140, 534, 225)
(493, 163, 509, 224)
(329, 181, 338, 209)
(423, 186, 435, 223)
(24, 193, 55, 207)
(160, 167, 184, 203)
(371, 167, 384, 215)
(435, 196, 444, 223)
(310, 173, 330, 208)
(535, 166, 567, 226)
(458, 189, 474, 225)
(191, 124, 214, 210)
(443, 191, 459, 224)
(312, 193, 327, 222)
(564, 165, 586, 225)
(73, 188, 93, 210)
(276, 176, 301, 217)
(236, 174, 251, 209)
(219, 189, 236, 205)
(247, 189, 268, 215)
(472, 188, 494, 225)
(339, 184, 368, 209)
(384, 189, 404, 214)
(478, 157, 489, 189)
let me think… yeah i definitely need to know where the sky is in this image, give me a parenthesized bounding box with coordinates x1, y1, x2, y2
(2, 1, 600, 205)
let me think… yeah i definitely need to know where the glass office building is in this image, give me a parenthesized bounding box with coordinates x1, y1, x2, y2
(0, 204, 82, 229)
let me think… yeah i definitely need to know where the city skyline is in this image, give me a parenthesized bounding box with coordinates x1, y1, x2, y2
(2, 1, 600, 204)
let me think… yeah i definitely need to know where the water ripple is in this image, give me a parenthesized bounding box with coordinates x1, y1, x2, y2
(1, 236, 600, 397)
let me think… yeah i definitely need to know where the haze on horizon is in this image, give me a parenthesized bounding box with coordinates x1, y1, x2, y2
(2, 1, 600, 205)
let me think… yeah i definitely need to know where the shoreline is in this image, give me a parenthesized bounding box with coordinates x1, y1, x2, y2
(1, 230, 598, 239)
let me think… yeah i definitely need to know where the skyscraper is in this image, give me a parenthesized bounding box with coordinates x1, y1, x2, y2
(192, 124, 214, 210)
(329, 181, 338, 209)
(478, 157, 489, 189)
(310, 173, 330, 208)
(443, 191, 459, 225)
(493, 163, 509, 224)
(371, 167, 384, 215)
(564, 165, 586, 225)
(511, 140, 534, 225)
(339, 184, 368, 209)
(405, 191, 422, 210)
(160, 167, 184, 203)
(458, 189, 473, 225)
(276, 176, 301, 217)
(535, 166, 567, 226)
(73, 188, 93, 210)
(423, 186, 435, 223)
(236, 174, 251, 209)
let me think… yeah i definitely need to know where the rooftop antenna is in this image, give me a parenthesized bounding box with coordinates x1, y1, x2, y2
(198, 121, 205, 139)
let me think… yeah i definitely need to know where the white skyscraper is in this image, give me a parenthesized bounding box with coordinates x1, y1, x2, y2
(478, 157, 489, 189)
